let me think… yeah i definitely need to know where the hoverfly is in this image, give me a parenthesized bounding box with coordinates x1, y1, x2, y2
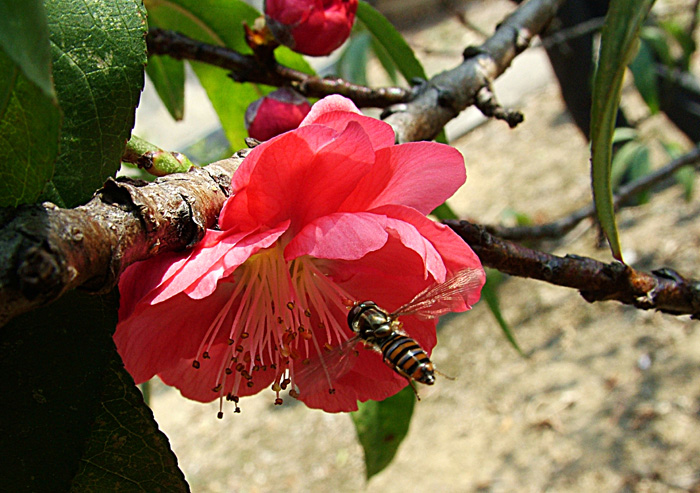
(295, 269, 483, 399)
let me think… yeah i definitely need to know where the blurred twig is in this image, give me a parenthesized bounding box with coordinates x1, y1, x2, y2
(484, 146, 700, 241)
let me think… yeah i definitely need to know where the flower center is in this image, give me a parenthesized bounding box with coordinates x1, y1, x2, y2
(191, 243, 352, 417)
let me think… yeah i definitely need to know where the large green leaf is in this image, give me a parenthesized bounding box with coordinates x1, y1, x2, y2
(356, 1, 426, 82)
(0, 50, 60, 207)
(145, 0, 314, 151)
(43, 0, 147, 207)
(0, 289, 188, 491)
(590, 0, 654, 262)
(351, 386, 416, 479)
(0, 0, 54, 98)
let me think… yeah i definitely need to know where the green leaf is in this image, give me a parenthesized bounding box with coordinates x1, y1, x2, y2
(590, 0, 654, 262)
(337, 32, 372, 86)
(351, 387, 416, 479)
(146, 53, 186, 120)
(431, 202, 458, 220)
(44, 0, 147, 207)
(145, 0, 314, 151)
(0, 289, 187, 491)
(0, 50, 60, 207)
(659, 19, 695, 70)
(661, 140, 694, 201)
(629, 39, 660, 113)
(356, 1, 426, 82)
(70, 353, 189, 491)
(0, 0, 54, 98)
(370, 36, 398, 84)
(482, 269, 524, 356)
(611, 140, 643, 189)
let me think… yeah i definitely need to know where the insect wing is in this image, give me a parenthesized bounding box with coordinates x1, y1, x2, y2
(294, 335, 362, 397)
(391, 269, 483, 320)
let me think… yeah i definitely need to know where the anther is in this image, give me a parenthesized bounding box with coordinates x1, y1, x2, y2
(329, 388, 336, 394)
(212, 384, 222, 392)
(228, 338, 234, 345)
(246, 381, 254, 388)
(241, 332, 250, 339)
(289, 389, 299, 398)
(192, 360, 200, 369)
(304, 309, 311, 317)
(236, 363, 245, 372)
(225, 368, 233, 375)
(236, 345, 244, 352)
(286, 301, 295, 310)
(203, 351, 210, 359)
(217, 411, 224, 419)
(302, 358, 311, 365)
(272, 382, 282, 392)
(274, 398, 283, 405)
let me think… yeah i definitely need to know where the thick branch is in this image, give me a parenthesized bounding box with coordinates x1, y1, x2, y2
(146, 29, 410, 109)
(445, 220, 700, 317)
(384, 0, 567, 142)
(0, 154, 246, 327)
(486, 146, 700, 240)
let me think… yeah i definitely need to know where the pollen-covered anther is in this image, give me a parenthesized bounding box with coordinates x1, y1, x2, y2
(246, 381, 255, 388)
(212, 383, 222, 392)
(217, 411, 224, 419)
(271, 382, 282, 392)
(203, 351, 210, 359)
(228, 338, 234, 345)
(304, 309, 312, 317)
(236, 345, 244, 352)
(274, 398, 284, 405)
(286, 301, 295, 310)
(192, 360, 200, 369)
(240, 332, 250, 339)
(289, 389, 299, 398)
(225, 368, 233, 375)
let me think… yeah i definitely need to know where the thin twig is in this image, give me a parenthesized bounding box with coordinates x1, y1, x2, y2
(485, 146, 700, 241)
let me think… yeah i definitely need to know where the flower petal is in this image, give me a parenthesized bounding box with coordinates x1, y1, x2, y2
(284, 212, 388, 261)
(340, 142, 466, 214)
(300, 95, 395, 150)
(221, 122, 376, 232)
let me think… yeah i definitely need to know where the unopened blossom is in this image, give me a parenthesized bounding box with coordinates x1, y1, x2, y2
(245, 88, 311, 141)
(264, 0, 358, 56)
(115, 95, 484, 414)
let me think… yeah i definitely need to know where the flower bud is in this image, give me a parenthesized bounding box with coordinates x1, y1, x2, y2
(264, 0, 358, 56)
(245, 88, 312, 141)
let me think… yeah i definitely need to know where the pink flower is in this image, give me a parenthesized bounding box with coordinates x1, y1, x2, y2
(245, 88, 311, 141)
(264, 0, 358, 56)
(115, 95, 484, 414)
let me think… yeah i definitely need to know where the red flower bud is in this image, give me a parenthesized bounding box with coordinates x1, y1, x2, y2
(245, 88, 312, 141)
(264, 0, 358, 56)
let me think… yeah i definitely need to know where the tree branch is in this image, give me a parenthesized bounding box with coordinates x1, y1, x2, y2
(445, 220, 700, 317)
(485, 145, 700, 240)
(146, 28, 411, 109)
(0, 154, 246, 327)
(384, 0, 567, 142)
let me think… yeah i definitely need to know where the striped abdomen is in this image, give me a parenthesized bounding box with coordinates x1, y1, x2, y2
(378, 332, 436, 385)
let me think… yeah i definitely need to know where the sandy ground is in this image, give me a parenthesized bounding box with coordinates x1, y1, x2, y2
(142, 2, 700, 491)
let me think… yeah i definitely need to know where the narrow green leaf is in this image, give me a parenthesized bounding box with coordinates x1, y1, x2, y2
(661, 140, 694, 201)
(351, 387, 416, 479)
(625, 145, 651, 204)
(146, 54, 186, 120)
(44, 0, 147, 207)
(629, 39, 660, 113)
(0, 50, 60, 206)
(337, 32, 372, 86)
(146, 0, 313, 150)
(482, 270, 524, 356)
(611, 140, 643, 189)
(590, 0, 654, 262)
(370, 36, 398, 84)
(0, 0, 54, 98)
(356, 1, 426, 82)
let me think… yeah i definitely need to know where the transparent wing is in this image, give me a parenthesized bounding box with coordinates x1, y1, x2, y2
(294, 335, 363, 397)
(391, 268, 483, 320)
